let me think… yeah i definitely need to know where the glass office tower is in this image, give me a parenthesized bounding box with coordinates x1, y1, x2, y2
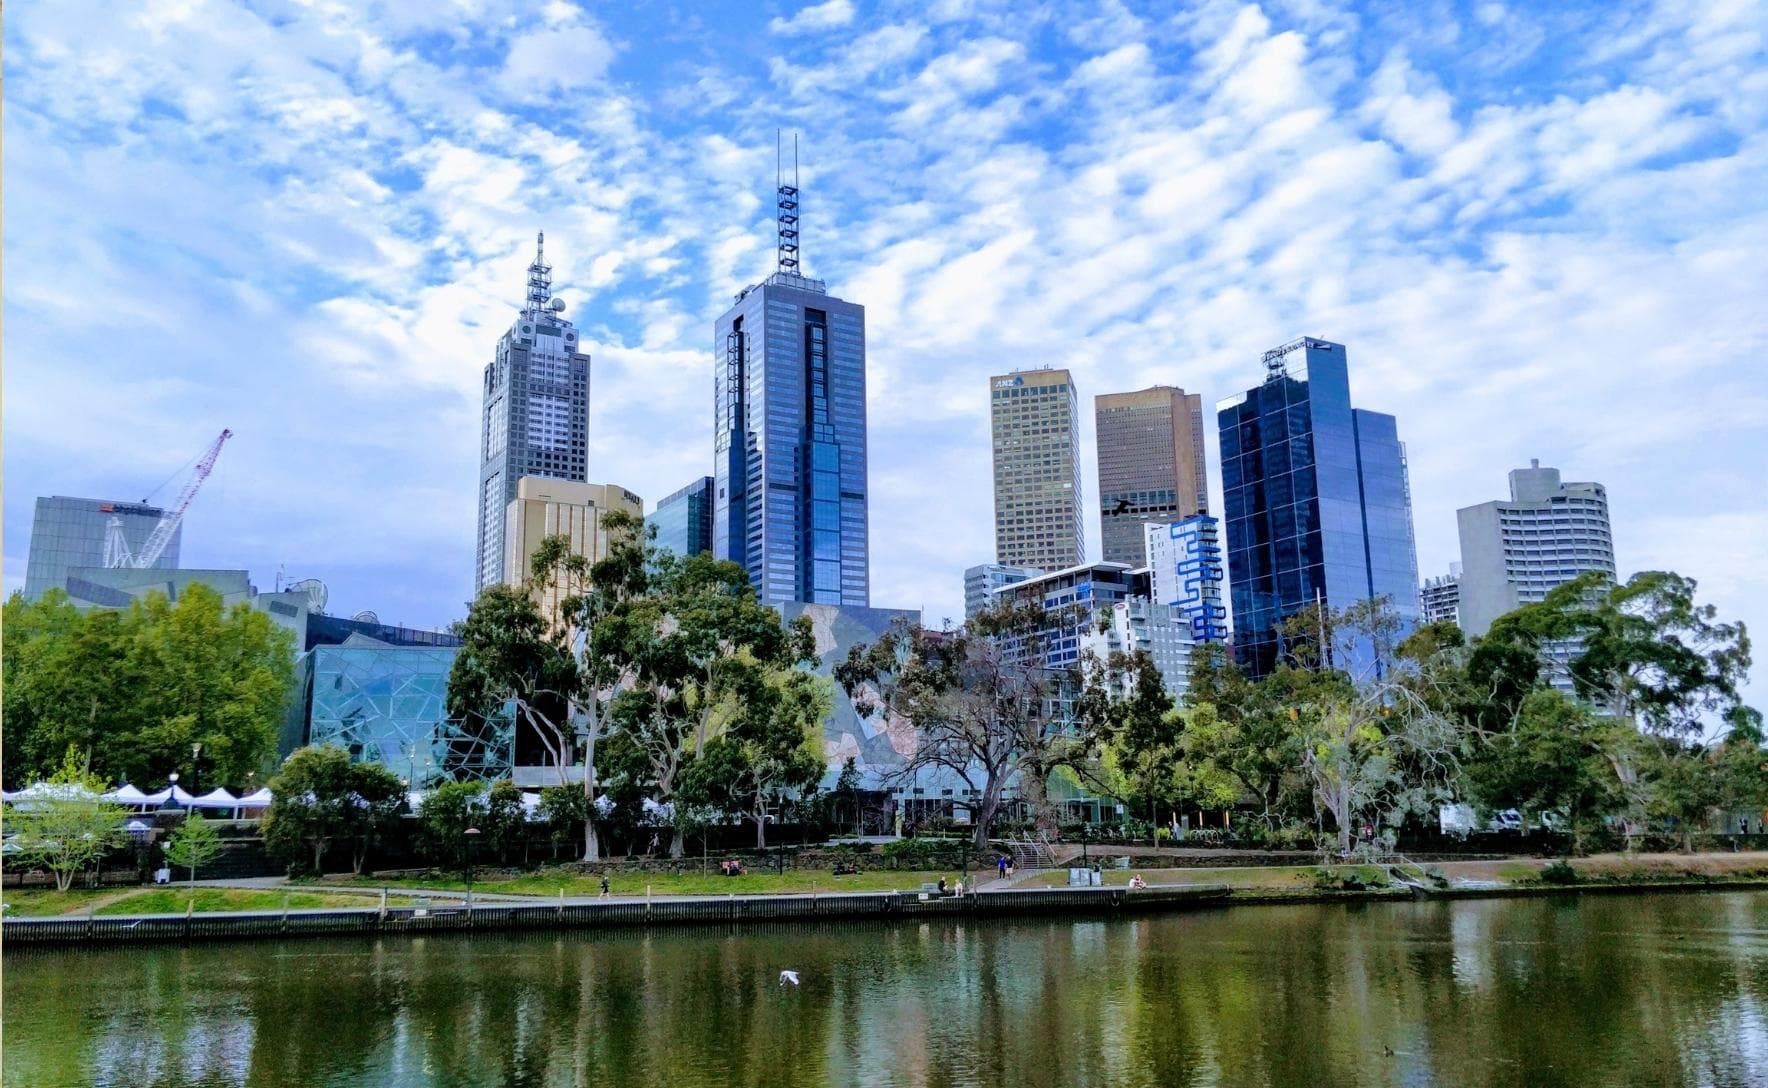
(649, 476, 715, 558)
(475, 234, 592, 595)
(25, 496, 181, 599)
(1217, 338, 1419, 678)
(713, 271, 868, 606)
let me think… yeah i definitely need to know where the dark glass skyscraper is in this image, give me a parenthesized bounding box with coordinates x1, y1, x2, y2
(713, 271, 868, 606)
(648, 476, 714, 558)
(1217, 337, 1419, 678)
(475, 234, 591, 594)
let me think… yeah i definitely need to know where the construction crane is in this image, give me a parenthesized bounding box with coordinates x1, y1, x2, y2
(103, 429, 232, 569)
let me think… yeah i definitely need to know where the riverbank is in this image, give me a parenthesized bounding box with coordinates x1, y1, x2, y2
(9, 853, 1768, 948)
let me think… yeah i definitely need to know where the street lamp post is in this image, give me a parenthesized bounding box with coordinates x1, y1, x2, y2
(191, 742, 203, 800)
(168, 772, 180, 813)
(463, 826, 482, 906)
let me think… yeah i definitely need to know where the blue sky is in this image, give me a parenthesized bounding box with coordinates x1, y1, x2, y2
(4, 0, 1765, 703)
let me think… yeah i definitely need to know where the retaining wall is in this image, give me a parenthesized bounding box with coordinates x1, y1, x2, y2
(0, 884, 1231, 949)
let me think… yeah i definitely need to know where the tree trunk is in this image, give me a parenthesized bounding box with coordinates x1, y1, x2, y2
(972, 781, 1004, 853)
(580, 711, 601, 863)
(755, 813, 767, 849)
(668, 828, 685, 859)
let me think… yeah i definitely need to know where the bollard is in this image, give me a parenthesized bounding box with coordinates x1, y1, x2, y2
(185, 898, 194, 941)
(282, 893, 290, 934)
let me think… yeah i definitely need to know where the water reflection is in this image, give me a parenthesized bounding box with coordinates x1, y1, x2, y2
(6, 893, 1768, 1087)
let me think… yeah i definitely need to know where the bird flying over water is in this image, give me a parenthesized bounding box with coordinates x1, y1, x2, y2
(779, 970, 800, 986)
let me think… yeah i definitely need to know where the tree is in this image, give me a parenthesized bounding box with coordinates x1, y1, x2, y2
(837, 600, 1087, 852)
(1078, 648, 1182, 840)
(834, 757, 863, 837)
(338, 762, 406, 875)
(1463, 689, 1627, 851)
(1287, 599, 1464, 855)
(1180, 644, 1312, 828)
(678, 670, 829, 848)
(162, 811, 224, 888)
(416, 780, 521, 876)
(601, 551, 818, 857)
(4, 749, 129, 891)
(1, 585, 295, 788)
(262, 746, 360, 876)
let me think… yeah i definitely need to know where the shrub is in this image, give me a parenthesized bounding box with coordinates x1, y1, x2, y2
(880, 837, 966, 869)
(1540, 860, 1580, 885)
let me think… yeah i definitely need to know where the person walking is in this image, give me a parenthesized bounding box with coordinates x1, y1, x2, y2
(997, 855, 1009, 881)
(600, 875, 610, 898)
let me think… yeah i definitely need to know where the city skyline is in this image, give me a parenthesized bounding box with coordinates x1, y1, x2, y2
(3, 1, 1763, 707)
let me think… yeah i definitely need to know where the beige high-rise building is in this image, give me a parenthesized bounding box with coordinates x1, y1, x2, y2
(503, 477, 643, 617)
(991, 368, 1084, 571)
(1095, 386, 1208, 567)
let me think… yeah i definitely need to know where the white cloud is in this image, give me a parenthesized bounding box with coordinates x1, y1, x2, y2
(498, 23, 617, 101)
(3, 0, 1763, 713)
(769, 0, 855, 36)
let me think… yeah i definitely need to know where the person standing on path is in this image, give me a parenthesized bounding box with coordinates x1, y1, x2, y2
(998, 855, 1009, 881)
(600, 875, 610, 898)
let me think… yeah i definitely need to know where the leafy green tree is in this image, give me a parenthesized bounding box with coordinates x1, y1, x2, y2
(482, 779, 528, 864)
(338, 761, 406, 875)
(602, 550, 818, 856)
(678, 671, 829, 848)
(261, 746, 374, 876)
(417, 780, 512, 876)
(834, 756, 863, 836)
(1, 585, 294, 788)
(537, 785, 591, 859)
(4, 749, 129, 891)
(1181, 645, 1313, 827)
(162, 811, 225, 888)
(1078, 648, 1182, 841)
(1463, 690, 1627, 850)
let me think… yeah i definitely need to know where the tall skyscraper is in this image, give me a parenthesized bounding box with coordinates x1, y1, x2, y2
(1095, 386, 1207, 566)
(25, 496, 182, 599)
(713, 166, 869, 607)
(649, 477, 715, 558)
(1456, 461, 1615, 637)
(476, 234, 592, 595)
(1217, 337, 1419, 678)
(991, 368, 1084, 571)
(1144, 516, 1229, 643)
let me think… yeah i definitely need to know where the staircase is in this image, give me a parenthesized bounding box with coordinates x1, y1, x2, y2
(1003, 834, 1058, 870)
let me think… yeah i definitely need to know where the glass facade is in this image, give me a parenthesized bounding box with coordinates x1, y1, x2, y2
(648, 476, 714, 558)
(25, 496, 181, 599)
(476, 237, 592, 594)
(1217, 339, 1419, 678)
(302, 644, 512, 785)
(714, 273, 869, 607)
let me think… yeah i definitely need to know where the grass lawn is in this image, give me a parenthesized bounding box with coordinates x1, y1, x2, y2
(1022, 864, 1324, 890)
(310, 867, 971, 899)
(1, 886, 400, 917)
(0, 886, 123, 917)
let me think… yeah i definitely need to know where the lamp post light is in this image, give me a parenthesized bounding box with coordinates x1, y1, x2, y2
(463, 826, 482, 904)
(191, 742, 203, 799)
(168, 772, 180, 813)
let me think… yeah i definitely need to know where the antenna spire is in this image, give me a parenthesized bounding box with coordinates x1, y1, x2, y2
(525, 231, 552, 314)
(776, 131, 800, 274)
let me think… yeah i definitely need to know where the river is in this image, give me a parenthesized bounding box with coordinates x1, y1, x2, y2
(5, 891, 1768, 1087)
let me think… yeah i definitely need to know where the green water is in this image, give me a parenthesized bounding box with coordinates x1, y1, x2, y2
(5, 892, 1768, 1087)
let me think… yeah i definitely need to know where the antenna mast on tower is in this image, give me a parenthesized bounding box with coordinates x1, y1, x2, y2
(525, 231, 552, 316)
(776, 130, 800, 274)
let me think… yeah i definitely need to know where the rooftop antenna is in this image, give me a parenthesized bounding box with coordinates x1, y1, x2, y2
(525, 231, 552, 315)
(776, 130, 800, 274)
